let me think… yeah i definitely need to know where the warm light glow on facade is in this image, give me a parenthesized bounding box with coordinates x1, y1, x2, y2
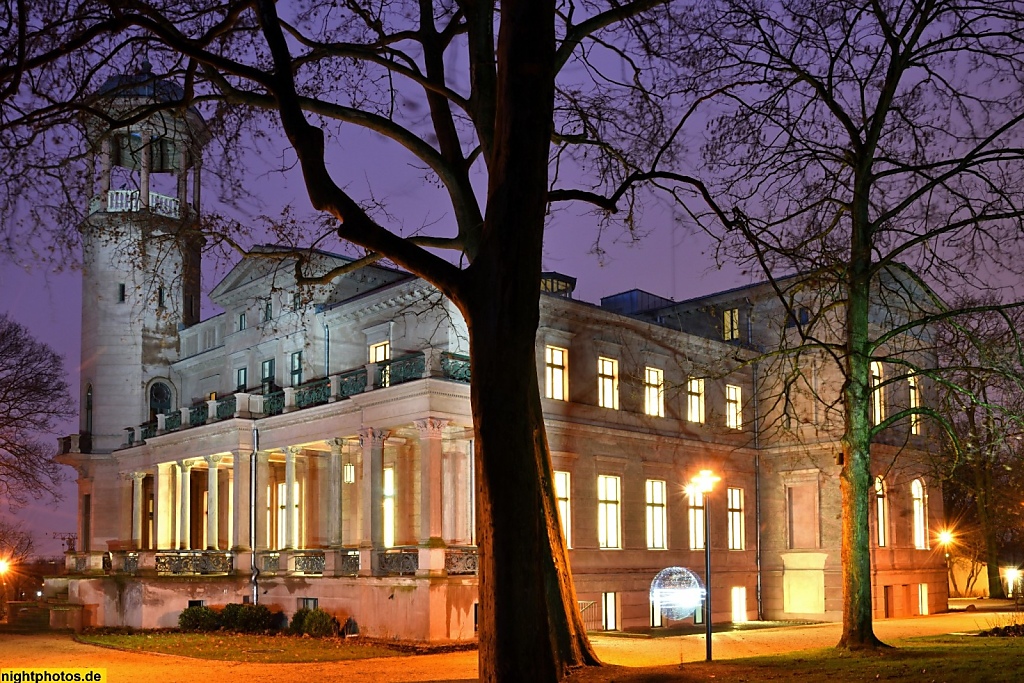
(644, 366, 665, 417)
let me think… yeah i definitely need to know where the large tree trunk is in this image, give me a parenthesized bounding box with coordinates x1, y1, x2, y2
(837, 206, 885, 650)
(453, 0, 599, 679)
(974, 461, 1006, 599)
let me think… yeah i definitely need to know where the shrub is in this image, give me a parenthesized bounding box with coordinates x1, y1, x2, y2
(235, 604, 276, 633)
(220, 603, 243, 631)
(178, 606, 221, 632)
(289, 607, 311, 635)
(301, 608, 338, 638)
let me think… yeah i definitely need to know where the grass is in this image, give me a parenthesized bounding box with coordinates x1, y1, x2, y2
(77, 631, 411, 664)
(570, 635, 1024, 682)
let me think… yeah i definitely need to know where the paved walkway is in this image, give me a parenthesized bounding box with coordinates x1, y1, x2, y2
(0, 606, 1016, 682)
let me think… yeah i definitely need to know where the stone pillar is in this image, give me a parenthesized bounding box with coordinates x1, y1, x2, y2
(177, 148, 188, 206)
(284, 447, 299, 550)
(205, 455, 222, 549)
(327, 438, 344, 548)
(255, 452, 269, 550)
(358, 428, 388, 574)
(130, 472, 146, 550)
(178, 459, 194, 550)
(139, 128, 151, 209)
(153, 464, 174, 549)
(232, 450, 251, 551)
(192, 159, 202, 212)
(415, 419, 448, 576)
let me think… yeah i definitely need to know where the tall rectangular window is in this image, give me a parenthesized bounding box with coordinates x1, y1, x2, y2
(687, 378, 705, 423)
(238, 312, 247, 331)
(383, 465, 396, 548)
(727, 487, 744, 550)
(646, 479, 667, 550)
(263, 300, 273, 322)
(597, 357, 619, 409)
(787, 483, 818, 549)
(370, 340, 391, 387)
(650, 592, 663, 628)
(597, 475, 621, 549)
(912, 479, 928, 549)
(261, 358, 276, 387)
(723, 308, 739, 341)
(725, 384, 742, 429)
(908, 375, 921, 435)
(554, 470, 572, 548)
(117, 283, 126, 303)
(918, 583, 929, 616)
(236, 367, 247, 392)
(157, 286, 166, 308)
(545, 345, 568, 400)
(688, 490, 705, 550)
(601, 592, 617, 630)
(644, 367, 664, 417)
(875, 477, 888, 547)
(290, 351, 303, 386)
(871, 361, 885, 425)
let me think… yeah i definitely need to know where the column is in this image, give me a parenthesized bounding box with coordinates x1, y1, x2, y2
(255, 452, 269, 550)
(130, 472, 146, 550)
(359, 428, 388, 574)
(415, 419, 448, 576)
(177, 148, 189, 206)
(205, 455, 222, 549)
(178, 459, 194, 550)
(99, 136, 111, 198)
(192, 158, 202, 212)
(285, 447, 299, 550)
(153, 463, 174, 549)
(139, 128, 151, 209)
(232, 450, 251, 551)
(327, 438, 344, 548)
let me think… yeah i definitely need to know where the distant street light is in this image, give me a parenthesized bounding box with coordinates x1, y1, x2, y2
(937, 529, 954, 598)
(686, 469, 720, 662)
(0, 558, 9, 623)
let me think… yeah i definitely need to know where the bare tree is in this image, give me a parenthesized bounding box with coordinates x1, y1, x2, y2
(0, 314, 74, 507)
(0, 2, 708, 679)
(669, 0, 1024, 649)
(933, 305, 1024, 599)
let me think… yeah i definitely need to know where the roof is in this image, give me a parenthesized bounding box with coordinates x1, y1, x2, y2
(96, 60, 187, 104)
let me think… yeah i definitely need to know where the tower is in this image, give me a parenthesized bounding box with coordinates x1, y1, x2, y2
(78, 61, 208, 454)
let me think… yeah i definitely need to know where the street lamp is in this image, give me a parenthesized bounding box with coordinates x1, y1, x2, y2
(686, 469, 720, 662)
(0, 558, 9, 623)
(937, 529, 954, 599)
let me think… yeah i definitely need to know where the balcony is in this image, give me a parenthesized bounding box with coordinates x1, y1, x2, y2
(90, 189, 181, 219)
(119, 350, 472, 448)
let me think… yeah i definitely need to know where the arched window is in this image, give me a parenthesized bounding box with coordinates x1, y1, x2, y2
(870, 361, 885, 425)
(149, 381, 173, 422)
(874, 476, 887, 547)
(84, 384, 94, 434)
(911, 479, 928, 549)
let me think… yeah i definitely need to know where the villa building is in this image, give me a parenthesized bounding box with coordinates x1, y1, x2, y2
(50, 68, 947, 639)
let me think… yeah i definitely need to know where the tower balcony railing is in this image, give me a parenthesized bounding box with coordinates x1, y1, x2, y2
(90, 189, 181, 219)
(120, 347, 472, 448)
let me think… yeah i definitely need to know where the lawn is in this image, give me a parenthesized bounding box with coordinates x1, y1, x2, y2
(569, 635, 1024, 682)
(77, 631, 410, 664)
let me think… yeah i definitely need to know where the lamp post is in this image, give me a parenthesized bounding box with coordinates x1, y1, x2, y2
(688, 469, 720, 662)
(0, 559, 9, 623)
(938, 529, 954, 597)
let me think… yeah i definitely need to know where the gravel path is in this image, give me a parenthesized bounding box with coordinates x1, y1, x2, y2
(0, 609, 1009, 682)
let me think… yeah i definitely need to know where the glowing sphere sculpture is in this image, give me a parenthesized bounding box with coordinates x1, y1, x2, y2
(650, 566, 704, 621)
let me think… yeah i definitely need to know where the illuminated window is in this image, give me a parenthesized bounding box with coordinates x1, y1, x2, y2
(688, 490, 705, 550)
(731, 586, 748, 623)
(644, 367, 664, 417)
(727, 487, 744, 550)
(343, 462, 356, 484)
(725, 384, 742, 429)
(545, 345, 568, 401)
(650, 591, 663, 628)
(601, 592, 618, 630)
(875, 476, 887, 547)
(912, 479, 928, 549)
(908, 376, 921, 435)
(597, 357, 619, 409)
(646, 479, 667, 550)
(554, 471, 572, 548)
(370, 340, 391, 387)
(290, 351, 303, 386)
(723, 307, 740, 341)
(918, 583, 929, 615)
(597, 475, 621, 549)
(871, 361, 885, 425)
(383, 466, 396, 548)
(687, 378, 705, 423)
